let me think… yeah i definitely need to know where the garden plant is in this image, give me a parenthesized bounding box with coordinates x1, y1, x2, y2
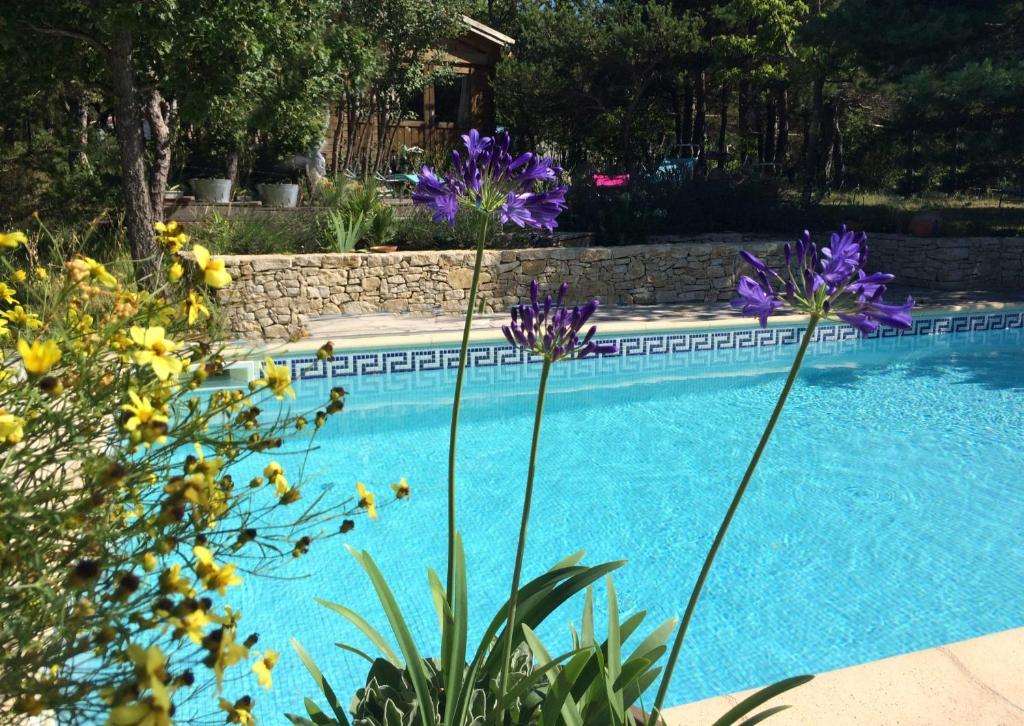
(292, 130, 915, 725)
(0, 220, 401, 724)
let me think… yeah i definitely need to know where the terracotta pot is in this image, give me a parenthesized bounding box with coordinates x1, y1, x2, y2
(909, 212, 942, 237)
(369, 245, 398, 253)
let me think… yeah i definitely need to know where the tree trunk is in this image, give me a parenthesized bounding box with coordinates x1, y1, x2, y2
(693, 70, 706, 149)
(330, 98, 345, 175)
(681, 77, 694, 146)
(68, 93, 89, 167)
(774, 86, 789, 165)
(821, 98, 837, 191)
(671, 88, 683, 147)
(716, 87, 729, 169)
(801, 75, 825, 204)
(762, 92, 777, 164)
(737, 78, 750, 164)
(830, 99, 845, 189)
(110, 30, 159, 282)
(756, 103, 766, 164)
(145, 90, 172, 224)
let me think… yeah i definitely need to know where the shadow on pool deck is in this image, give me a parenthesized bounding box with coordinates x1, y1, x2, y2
(297, 287, 1024, 343)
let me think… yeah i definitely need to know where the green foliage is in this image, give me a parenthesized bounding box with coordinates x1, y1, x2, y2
(0, 220, 358, 722)
(368, 205, 398, 247)
(392, 209, 534, 251)
(497, 0, 701, 170)
(292, 542, 627, 725)
(0, 129, 122, 229)
(519, 579, 676, 726)
(330, 0, 466, 172)
(326, 210, 366, 253)
(194, 211, 322, 255)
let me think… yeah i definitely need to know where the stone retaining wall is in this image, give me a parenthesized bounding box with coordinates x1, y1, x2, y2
(868, 235, 1024, 291)
(214, 233, 1024, 340)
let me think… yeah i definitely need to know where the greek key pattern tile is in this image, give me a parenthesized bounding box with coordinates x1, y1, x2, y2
(276, 310, 1024, 381)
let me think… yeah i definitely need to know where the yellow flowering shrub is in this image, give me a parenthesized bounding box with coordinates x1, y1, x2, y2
(0, 222, 394, 723)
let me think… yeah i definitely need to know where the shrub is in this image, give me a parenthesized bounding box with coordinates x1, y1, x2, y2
(0, 220, 393, 723)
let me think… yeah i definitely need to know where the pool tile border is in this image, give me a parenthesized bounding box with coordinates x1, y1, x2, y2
(276, 310, 1024, 381)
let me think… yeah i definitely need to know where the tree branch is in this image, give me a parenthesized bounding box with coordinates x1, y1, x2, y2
(27, 24, 110, 55)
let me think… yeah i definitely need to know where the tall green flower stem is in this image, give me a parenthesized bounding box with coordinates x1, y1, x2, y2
(497, 356, 553, 716)
(447, 213, 491, 594)
(646, 315, 820, 726)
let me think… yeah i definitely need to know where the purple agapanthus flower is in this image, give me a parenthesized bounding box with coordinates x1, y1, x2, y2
(502, 280, 618, 362)
(733, 226, 914, 335)
(412, 129, 568, 231)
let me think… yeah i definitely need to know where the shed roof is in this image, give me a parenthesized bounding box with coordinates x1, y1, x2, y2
(460, 15, 515, 46)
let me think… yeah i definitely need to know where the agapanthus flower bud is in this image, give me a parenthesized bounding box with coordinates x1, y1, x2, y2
(502, 280, 618, 362)
(732, 226, 913, 334)
(412, 129, 568, 230)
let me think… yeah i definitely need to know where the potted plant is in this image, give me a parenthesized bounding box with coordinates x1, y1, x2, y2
(190, 177, 233, 203)
(367, 204, 398, 252)
(163, 183, 184, 202)
(257, 180, 300, 207)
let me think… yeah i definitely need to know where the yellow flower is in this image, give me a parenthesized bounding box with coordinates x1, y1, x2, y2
(0, 410, 25, 444)
(252, 650, 279, 690)
(192, 244, 232, 288)
(3, 306, 42, 330)
(183, 289, 210, 325)
(34, 267, 48, 279)
(83, 256, 119, 288)
(17, 338, 61, 376)
(391, 477, 411, 500)
(0, 282, 16, 304)
(108, 696, 172, 726)
(263, 462, 283, 480)
(122, 390, 169, 445)
(142, 552, 157, 571)
(155, 221, 189, 253)
(130, 326, 183, 380)
(356, 482, 378, 520)
(121, 644, 172, 719)
(12, 269, 26, 283)
(170, 606, 212, 644)
(167, 261, 184, 283)
(158, 564, 195, 598)
(193, 545, 243, 596)
(219, 697, 255, 725)
(0, 231, 28, 249)
(250, 357, 294, 400)
(209, 627, 249, 690)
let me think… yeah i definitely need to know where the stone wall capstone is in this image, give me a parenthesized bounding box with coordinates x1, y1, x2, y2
(214, 234, 1024, 340)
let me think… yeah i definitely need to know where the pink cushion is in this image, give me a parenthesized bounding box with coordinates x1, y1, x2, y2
(593, 173, 630, 188)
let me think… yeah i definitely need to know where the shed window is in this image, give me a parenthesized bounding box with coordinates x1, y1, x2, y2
(434, 77, 469, 125)
(402, 91, 425, 122)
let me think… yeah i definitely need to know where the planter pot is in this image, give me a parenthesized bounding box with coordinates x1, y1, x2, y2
(909, 211, 942, 237)
(190, 178, 233, 203)
(164, 190, 184, 201)
(258, 183, 299, 208)
(369, 245, 398, 253)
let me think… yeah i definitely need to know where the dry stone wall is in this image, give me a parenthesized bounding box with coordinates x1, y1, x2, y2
(214, 234, 1024, 340)
(867, 235, 1024, 291)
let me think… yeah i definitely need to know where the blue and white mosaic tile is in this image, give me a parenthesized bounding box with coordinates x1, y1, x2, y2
(276, 310, 1024, 381)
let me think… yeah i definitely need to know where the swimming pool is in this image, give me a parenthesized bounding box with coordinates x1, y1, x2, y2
(228, 312, 1024, 721)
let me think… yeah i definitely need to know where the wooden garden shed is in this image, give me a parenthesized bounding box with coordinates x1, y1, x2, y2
(326, 15, 514, 173)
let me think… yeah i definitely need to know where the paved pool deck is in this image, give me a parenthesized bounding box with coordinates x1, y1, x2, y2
(226, 287, 1024, 358)
(662, 626, 1024, 725)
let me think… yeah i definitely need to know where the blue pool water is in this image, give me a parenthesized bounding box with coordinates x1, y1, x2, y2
(225, 323, 1024, 721)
